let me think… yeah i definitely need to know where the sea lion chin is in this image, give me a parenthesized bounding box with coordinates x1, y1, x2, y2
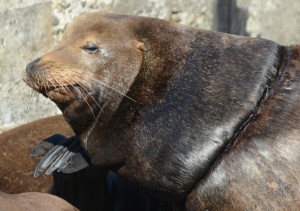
(24, 12, 300, 210)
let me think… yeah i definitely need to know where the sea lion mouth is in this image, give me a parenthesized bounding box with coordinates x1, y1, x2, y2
(23, 73, 87, 102)
(41, 83, 92, 103)
(41, 85, 78, 101)
(23, 74, 41, 92)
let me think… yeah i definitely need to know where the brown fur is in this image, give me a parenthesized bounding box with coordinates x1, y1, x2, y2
(0, 115, 72, 193)
(24, 13, 300, 210)
(0, 191, 78, 211)
(186, 46, 300, 210)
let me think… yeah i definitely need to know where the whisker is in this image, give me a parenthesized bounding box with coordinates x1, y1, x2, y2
(54, 71, 104, 118)
(73, 85, 97, 119)
(25, 89, 35, 121)
(10, 79, 23, 95)
(89, 72, 125, 91)
(76, 81, 104, 112)
(10, 79, 23, 97)
(54, 72, 79, 102)
(55, 71, 103, 107)
(61, 74, 101, 115)
(68, 70, 136, 102)
(55, 66, 125, 91)
(90, 76, 137, 103)
(14, 82, 27, 103)
(60, 76, 98, 119)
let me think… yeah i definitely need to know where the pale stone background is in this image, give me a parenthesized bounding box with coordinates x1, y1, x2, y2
(0, 0, 299, 131)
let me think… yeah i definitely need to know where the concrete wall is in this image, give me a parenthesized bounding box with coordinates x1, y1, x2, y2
(0, 0, 299, 131)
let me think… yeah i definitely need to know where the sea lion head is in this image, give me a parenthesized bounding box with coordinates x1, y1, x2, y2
(24, 13, 146, 136)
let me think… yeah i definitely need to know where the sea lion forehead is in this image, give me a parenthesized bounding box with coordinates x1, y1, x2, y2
(62, 12, 133, 41)
(61, 31, 103, 47)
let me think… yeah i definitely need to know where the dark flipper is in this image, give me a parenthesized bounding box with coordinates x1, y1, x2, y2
(30, 135, 89, 178)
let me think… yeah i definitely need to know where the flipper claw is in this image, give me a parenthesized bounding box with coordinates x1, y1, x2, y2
(31, 134, 89, 177)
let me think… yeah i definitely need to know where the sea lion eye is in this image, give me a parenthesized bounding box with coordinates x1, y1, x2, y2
(82, 42, 99, 54)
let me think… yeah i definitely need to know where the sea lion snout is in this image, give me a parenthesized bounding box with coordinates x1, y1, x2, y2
(25, 57, 41, 77)
(23, 57, 44, 92)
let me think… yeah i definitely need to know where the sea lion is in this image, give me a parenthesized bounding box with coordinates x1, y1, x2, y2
(0, 117, 114, 211)
(0, 191, 78, 211)
(24, 12, 300, 210)
(0, 115, 72, 194)
(0, 116, 110, 210)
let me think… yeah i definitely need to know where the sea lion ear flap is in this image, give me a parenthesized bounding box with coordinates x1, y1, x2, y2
(136, 41, 147, 52)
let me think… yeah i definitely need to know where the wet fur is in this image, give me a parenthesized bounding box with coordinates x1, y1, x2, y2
(24, 13, 300, 210)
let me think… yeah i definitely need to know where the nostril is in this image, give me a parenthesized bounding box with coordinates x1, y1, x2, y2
(26, 57, 41, 73)
(26, 62, 33, 73)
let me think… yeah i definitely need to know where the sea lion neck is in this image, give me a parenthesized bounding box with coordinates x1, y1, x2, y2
(56, 101, 99, 136)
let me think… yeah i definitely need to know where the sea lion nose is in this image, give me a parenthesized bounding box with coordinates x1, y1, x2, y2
(26, 58, 41, 74)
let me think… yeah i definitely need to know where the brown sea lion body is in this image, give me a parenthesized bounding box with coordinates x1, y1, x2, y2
(0, 115, 72, 193)
(0, 117, 76, 211)
(24, 13, 300, 210)
(0, 191, 78, 211)
(0, 116, 112, 211)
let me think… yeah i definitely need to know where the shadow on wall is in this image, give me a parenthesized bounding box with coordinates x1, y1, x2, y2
(215, 0, 249, 36)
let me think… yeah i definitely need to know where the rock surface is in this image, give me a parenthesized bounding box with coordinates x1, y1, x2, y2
(0, 2, 59, 132)
(237, 0, 300, 45)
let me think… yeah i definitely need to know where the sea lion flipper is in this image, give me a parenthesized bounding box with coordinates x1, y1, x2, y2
(34, 145, 65, 178)
(30, 134, 67, 157)
(44, 147, 69, 176)
(56, 141, 90, 173)
(33, 135, 90, 177)
(46, 145, 89, 174)
(60, 151, 89, 173)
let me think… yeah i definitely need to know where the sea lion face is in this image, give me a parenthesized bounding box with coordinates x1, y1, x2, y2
(24, 13, 145, 134)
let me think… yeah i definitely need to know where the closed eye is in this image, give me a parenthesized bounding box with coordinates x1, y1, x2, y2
(81, 42, 99, 54)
